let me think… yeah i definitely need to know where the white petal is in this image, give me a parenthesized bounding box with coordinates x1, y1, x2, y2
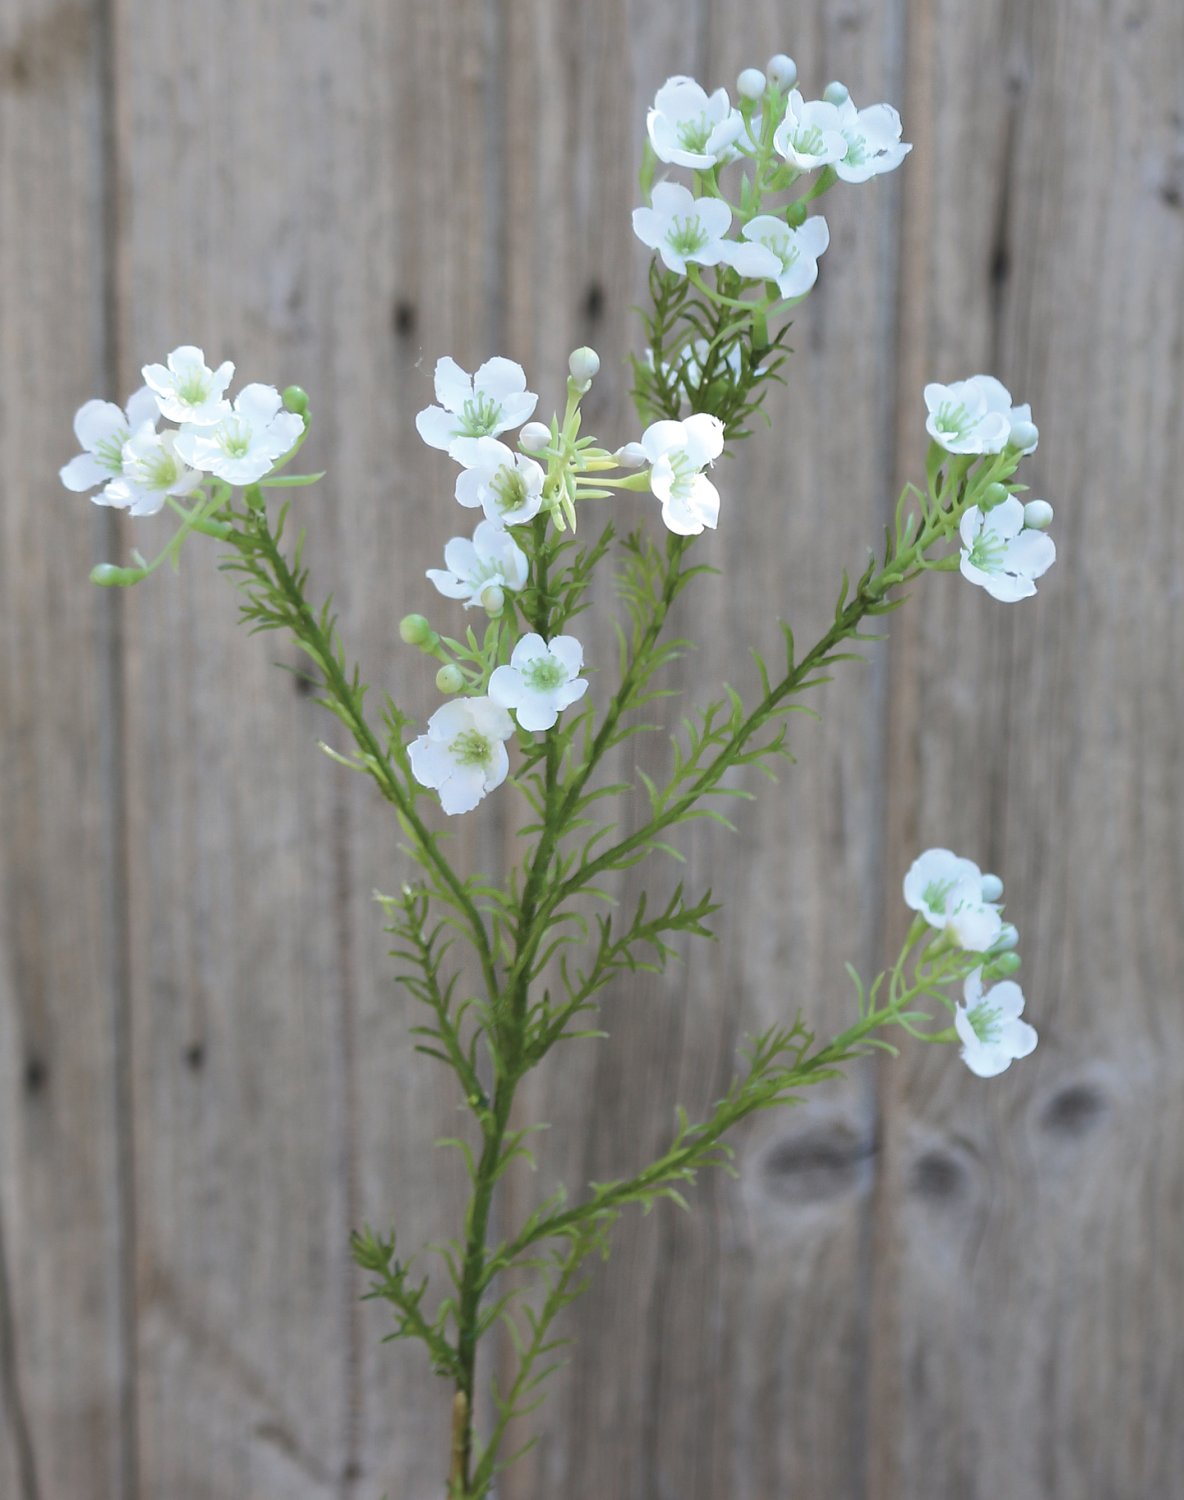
(434, 356, 472, 411)
(60, 453, 108, 492)
(426, 568, 471, 600)
(1001, 1017, 1038, 1060)
(474, 357, 527, 401)
(408, 735, 452, 789)
(467, 697, 514, 741)
(1007, 530, 1056, 580)
(439, 764, 488, 815)
(548, 634, 584, 675)
(234, 382, 283, 426)
(722, 240, 783, 279)
(509, 633, 548, 668)
(487, 664, 522, 710)
(416, 405, 460, 450)
(124, 386, 160, 431)
(513, 693, 560, 732)
(73, 399, 128, 452)
(640, 419, 688, 463)
(987, 981, 1027, 1022)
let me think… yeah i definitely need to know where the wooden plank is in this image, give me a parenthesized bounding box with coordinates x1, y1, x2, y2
(495, 5, 908, 1495)
(112, 1, 504, 1495)
(872, 1, 1184, 1497)
(0, 2, 129, 1497)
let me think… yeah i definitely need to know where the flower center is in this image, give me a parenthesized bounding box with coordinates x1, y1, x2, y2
(967, 527, 1007, 574)
(451, 729, 493, 768)
(935, 399, 972, 441)
(667, 214, 710, 258)
(921, 877, 956, 915)
(676, 114, 712, 153)
(523, 654, 566, 692)
(458, 393, 503, 438)
(131, 443, 183, 491)
(842, 129, 868, 166)
(666, 447, 699, 501)
(492, 465, 529, 514)
(176, 369, 212, 406)
(759, 232, 798, 274)
(966, 1001, 1003, 1046)
(791, 123, 825, 157)
(218, 419, 253, 459)
(96, 430, 130, 473)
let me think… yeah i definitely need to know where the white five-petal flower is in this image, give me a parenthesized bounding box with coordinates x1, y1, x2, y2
(174, 383, 304, 486)
(142, 345, 234, 426)
(646, 75, 745, 169)
(426, 519, 528, 609)
(772, 91, 849, 171)
(489, 633, 588, 732)
(415, 357, 538, 459)
(640, 413, 726, 536)
(454, 437, 545, 527)
(969, 374, 1039, 453)
(924, 377, 1013, 455)
(903, 848, 1004, 953)
(832, 94, 912, 182)
(60, 387, 160, 496)
(100, 429, 203, 517)
(724, 214, 830, 299)
(632, 182, 733, 277)
(955, 969, 1038, 1078)
(408, 697, 514, 815)
(959, 496, 1056, 602)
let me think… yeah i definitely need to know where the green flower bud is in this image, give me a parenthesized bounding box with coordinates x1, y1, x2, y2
(282, 385, 310, 417)
(1008, 418, 1039, 452)
(785, 199, 808, 229)
(399, 613, 433, 646)
(435, 664, 465, 694)
(986, 951, 1022, 978)
(823, 81, 849, 105)
(480, 584, 505, 616)
(980, 481, 1010, 511)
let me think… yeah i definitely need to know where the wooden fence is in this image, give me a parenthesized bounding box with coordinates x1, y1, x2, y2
(2, 1, 1182, 1496)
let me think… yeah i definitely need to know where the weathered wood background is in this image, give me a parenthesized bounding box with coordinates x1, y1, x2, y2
(2, 0, 1182, 1496)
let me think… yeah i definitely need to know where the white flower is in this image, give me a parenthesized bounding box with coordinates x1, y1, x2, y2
(723, 214, 830, 298)
(454, 437, 544, 527)
(923, 377, 1012, 455)
(903, 848, 1003, 952)
(959, 496, 1056, 602)
(772, 91, 848, 171)
(60, 387, 160, 495)
(408, 697, 514, 815)
(174, 383, 304, 486)
(832, 94, 911, 182)
(955, 970, 1038, 1078)
(646, 76, 744, 169)
(100, 429, 203, 517)
(141, 345, 234, 426)
(415, 357, 538, 459)
(426, 518, 528, 609)
(632, 182, 733, 277)
(489, 633, 588, 732)
(640, 413, 726, 536)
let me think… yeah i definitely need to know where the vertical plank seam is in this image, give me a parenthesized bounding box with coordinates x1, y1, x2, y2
(0, 1196, 41, 1500)
(95, 0, 141, 1495)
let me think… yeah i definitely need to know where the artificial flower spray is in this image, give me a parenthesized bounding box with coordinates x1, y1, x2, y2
(64, 53, 1052, 1498)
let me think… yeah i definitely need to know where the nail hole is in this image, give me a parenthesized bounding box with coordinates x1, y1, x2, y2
(1039, 1082, 1108, 1139)
(760, 1128, 875, 1204)
(909, 1148, 967, 1202)
(292, 668, 316, 697)
(583, 282, 605, 322)
(23, 1056, 47, 1095)
(184, 1042, 206, 1072)
(392, 298, 417, 337)
(343, 1460, 363, 1481)
(1159, 181, 1181, 210)
(990, 241, 1011, 287)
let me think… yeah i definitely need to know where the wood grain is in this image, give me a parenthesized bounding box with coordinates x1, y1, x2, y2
(0, 0, 1180, 1495)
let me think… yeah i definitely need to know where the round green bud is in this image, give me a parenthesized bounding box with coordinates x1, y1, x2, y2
(737, 67, 766, 100)
(823, 80, 849, 105)
(480, 584, 505, 616)
(785, 199, 809, 229)
(987, 951, 1022, 978)
(399, 613, 433, 646)
(519, 421, 551, 453)
(435, 664, 465, 694)
(1023, 499, 1054, 531)
(281, 385, 309, 417)
(980, 481, 1010, 511)
(766, 54, 797, 90)
(1008, 419, 1039, 452)
(568, 346, 600, 384)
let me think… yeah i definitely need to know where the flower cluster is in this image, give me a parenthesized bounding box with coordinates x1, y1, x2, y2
(902, 847, 1037, 1077)
(61, 345, 304, 515)
(633, 63, 910, 305)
